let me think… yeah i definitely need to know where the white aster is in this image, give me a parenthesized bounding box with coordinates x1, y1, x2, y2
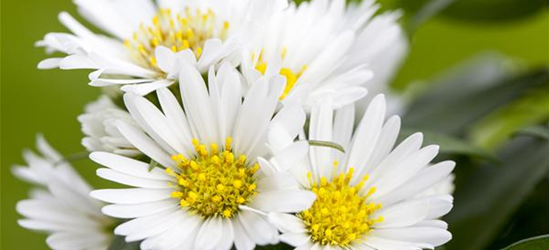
(78, 95, 140, 156)
(241, 0, 407, 110)
(90, 62, 316, 250)
(269, 94, 454, 250)
(37, 0, 285, 95)
(12, 135, 113, 250)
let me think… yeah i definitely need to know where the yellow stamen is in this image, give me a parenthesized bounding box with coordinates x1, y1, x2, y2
(168, 138, 258, 218)
(298, 169, 382, 246)
(254, 50, 307, 100)
(124, 7, 231, 72)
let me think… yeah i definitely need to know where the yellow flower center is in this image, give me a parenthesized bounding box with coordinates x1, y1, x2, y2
(166, 137, 258, 218)
(254, 49, 307, 100)
(124, 8, 230, 72)
(298, 168, 383, 246)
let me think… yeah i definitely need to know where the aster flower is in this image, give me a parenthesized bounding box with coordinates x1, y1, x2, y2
(37, 0, 286, 95)
(269, 94, 454, 250)
(78, 95, 140, 156)
(241, 0, 407, 110)
(12, 135, 114, 250)
(89, 62, 316, 250)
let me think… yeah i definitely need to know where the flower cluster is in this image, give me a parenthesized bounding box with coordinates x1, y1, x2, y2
(13, 0, 454, 250)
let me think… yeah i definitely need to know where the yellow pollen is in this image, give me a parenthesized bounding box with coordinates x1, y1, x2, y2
(169, 138, 257, 218)
(237, 196, 246, 204)
(223, 209, 232, 218)
(298, 170, 382, 246)
(124, 7, 230, 72)
(233, 180, 243, 188)
(254, 50, 307, 100)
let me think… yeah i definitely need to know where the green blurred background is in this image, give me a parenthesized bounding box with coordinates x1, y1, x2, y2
(1, 0, 548, 249)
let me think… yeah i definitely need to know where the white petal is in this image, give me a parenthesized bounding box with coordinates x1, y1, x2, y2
(90, 188, 172, 204)
(268, 212, 306, 233)
(373, 226, 452, 247)
(347, 94, 386, 181)
(89, 152, 171, 180)
(233, 219, 255, 250)
(96, 168, 169, 188)
(102, 199, 177, 219)
(251, 189, 316, 213)
(238, 210, 278, 245)
(374, 199, 430, 228)
(280, 232, 311, 247)
(195, 217, 224, 250)
(117, 121, 173, 168)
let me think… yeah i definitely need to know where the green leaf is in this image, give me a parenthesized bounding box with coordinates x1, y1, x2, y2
(401, 0, 459, 32)
(502, 235, 549, 250)
(399, 0, 548, 26)
(469, 86, 549, 148)
(307, 140, 346, 153)
(399, 128, 496, 161)
(445, 138, 549, 250)
(515, 125, 549, 140)
(441, 0, 549, 23)
(254, 243, 294, 250)
(149, 159, 161, 172)
(107, 236, 141, 250)
(404, 55, 549, 138)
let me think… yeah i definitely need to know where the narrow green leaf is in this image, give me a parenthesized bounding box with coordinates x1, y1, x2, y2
(404, 0, 458, 32)
(149, 159, 161, 172)
(445, 138, 549, 250)
(399, 128, 496, 161)
(53, 151, 90, 166)
(502, 235, 549, 250)
(515, 125, 549, 140)
(107, 236, 141, 250)
(307, 140, 345, 153)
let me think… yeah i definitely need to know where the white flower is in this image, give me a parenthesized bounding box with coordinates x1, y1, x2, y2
(89, 62, 316, 250)
(269, 94, 454, 250)
(241, 0, 407, 110)
(12, 135, 113, 250)
(78, 95, 140, 156)
(37, 0, 286, 95)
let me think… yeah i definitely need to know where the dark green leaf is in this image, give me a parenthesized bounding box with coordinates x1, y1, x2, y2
(441, 0, 549, 23)
(445, 138, 549, 250)
(307, 140, 346, 153)
(254, 243, 294, 250)
(399, 0, 548, 25)
(502, 235, 549, 250)
(399, 128, 496, 161)
(487, 180, 549, 249)
(515, 125, 549, 140)
(107, 236, 141, 250)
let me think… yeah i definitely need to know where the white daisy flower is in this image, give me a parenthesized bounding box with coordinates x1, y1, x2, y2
(78, 95, 140, 156)
(269, 94, 455, 250)
(13, 135, 114, 250)
(241, 0, 407, 110)
(89, 63, 316, 250)
(37, 0, 286, 95)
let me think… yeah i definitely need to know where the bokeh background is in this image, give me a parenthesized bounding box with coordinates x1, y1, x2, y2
(1, 0, 548, 249)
